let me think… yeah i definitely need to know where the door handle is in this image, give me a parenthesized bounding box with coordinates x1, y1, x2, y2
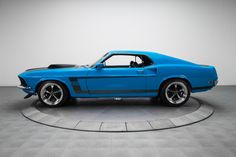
(137, 70, 144, 74)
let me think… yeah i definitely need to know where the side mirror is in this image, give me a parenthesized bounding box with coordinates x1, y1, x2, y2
(95, 63, 104, 69)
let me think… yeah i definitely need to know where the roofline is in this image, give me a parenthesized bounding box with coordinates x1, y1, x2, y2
(107, 50, 195, 65)
(109, 50, 157, 53)
(108, 50, 160, 55)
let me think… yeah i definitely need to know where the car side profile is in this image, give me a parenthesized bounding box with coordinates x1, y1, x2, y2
(18, 50, 218, 107)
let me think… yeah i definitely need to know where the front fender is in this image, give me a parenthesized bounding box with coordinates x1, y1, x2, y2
(34, 77, 72, 94)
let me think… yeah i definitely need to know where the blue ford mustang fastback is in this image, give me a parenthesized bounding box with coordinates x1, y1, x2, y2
(18, 50, 218, 107)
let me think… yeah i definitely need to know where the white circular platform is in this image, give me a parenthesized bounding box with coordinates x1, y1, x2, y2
(21, 97, 214, 132)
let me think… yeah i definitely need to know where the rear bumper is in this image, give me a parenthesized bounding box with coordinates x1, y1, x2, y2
(192, 80, 218, 93)
(214, 80, 218, 86)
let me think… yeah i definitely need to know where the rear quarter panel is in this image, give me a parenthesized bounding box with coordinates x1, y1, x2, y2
(154, 64, 217, 92)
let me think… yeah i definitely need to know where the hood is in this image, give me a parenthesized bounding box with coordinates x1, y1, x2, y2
(26, 64, 78, 71)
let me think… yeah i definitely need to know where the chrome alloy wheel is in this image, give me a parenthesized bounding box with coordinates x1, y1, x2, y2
(40, 83, 64, 106)
(165, 81, 188, 104)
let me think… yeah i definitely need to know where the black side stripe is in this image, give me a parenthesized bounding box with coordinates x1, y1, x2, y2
(70, 75, 156, 79)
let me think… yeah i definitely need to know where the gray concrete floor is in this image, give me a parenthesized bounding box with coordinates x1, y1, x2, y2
(0, 86, 236, 157)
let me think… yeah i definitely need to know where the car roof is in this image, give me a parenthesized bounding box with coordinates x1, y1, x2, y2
(108, 50, 159, 56)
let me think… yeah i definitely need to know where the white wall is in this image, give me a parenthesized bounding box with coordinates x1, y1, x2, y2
(0, 0, 235, 86)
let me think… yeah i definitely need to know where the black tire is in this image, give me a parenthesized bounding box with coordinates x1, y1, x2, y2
(160, 79, 190, 107)
(37, 81, 69, 107)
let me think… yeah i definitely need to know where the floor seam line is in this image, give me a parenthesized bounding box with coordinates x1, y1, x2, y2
(147, 120, 154, 129)
(125, 122, 128, 131)
(74, 120, 81, 129)
(99, 122, 103, 131)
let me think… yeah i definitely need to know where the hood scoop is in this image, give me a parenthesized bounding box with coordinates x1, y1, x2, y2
(48, 64, 77, 69)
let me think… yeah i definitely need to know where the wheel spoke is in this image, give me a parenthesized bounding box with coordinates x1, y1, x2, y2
(50, 85, 54, 91)
(53, 90, 61, 94)
(170, 93, 176, 99)
(176, 93, 181, 99)
(47, 94, 53, 101)
(174, 84, 178, 89)
(45, 90, 50, 94)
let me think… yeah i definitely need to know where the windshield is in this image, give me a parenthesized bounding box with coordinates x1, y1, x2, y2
(90, 53, 109, 67)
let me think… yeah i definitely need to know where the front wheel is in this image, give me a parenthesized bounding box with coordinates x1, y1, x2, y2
(38, 81, 69, 107)
(160, 79, 190, 107)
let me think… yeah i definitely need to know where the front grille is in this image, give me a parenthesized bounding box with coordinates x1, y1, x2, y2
(18, 77, 27, 87)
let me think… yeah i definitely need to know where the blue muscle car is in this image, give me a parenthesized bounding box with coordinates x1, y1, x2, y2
(18, 50, 218, 107)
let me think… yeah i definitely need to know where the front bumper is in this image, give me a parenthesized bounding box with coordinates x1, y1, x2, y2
(17, 85, 35, 95)
(17, 85, 31, 90)
(18, 76, 35, 94)
(17, 85, 35, 99)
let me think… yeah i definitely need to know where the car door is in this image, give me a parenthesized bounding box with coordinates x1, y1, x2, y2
(86, 54, 148, 97)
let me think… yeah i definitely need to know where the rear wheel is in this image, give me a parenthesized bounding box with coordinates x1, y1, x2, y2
(160, 79, 190, 107)
(38, 81, 69, 107)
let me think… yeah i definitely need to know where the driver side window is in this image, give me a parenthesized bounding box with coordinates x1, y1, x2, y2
(103, 55, 143, 68)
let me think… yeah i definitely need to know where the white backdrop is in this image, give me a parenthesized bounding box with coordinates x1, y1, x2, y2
(0, 0, 235, 86)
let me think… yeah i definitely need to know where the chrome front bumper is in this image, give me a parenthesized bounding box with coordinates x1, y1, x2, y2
(17, 85, 31, 90)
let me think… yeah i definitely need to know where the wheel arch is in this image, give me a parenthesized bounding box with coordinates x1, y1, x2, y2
(35, 79, 71, 96)
(159, 77, 192, 93)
